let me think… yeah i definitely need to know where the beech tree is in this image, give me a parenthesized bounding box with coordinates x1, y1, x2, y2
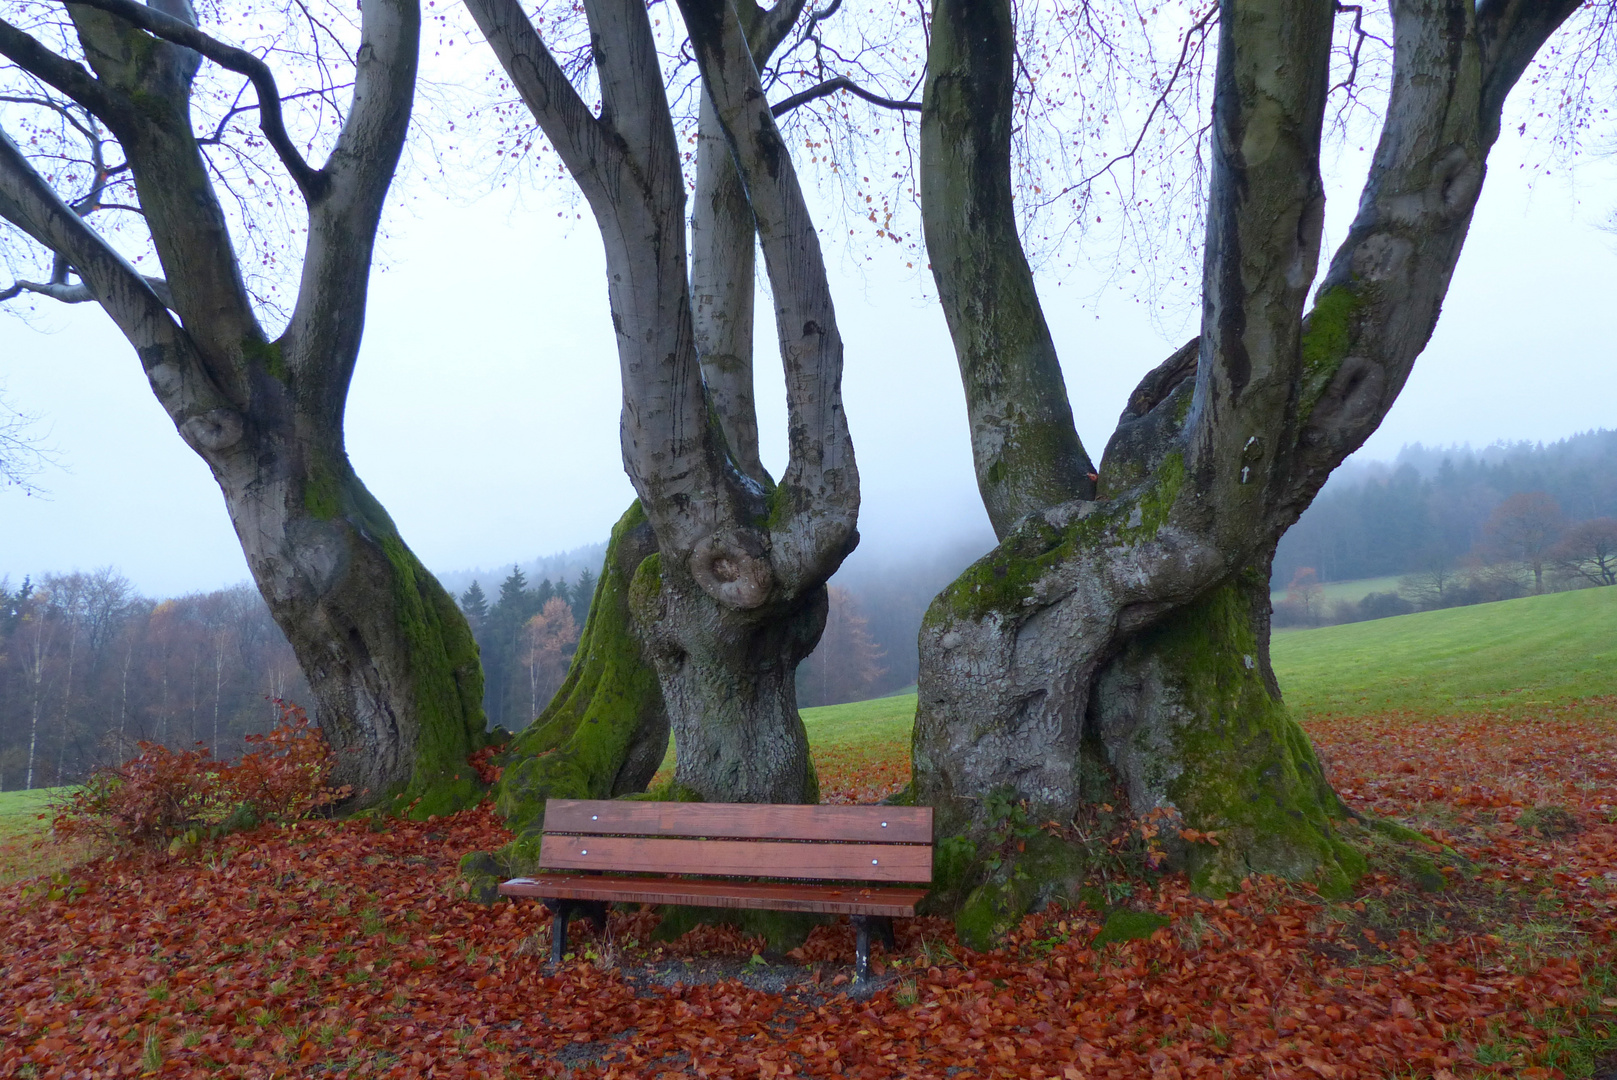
(1552, 517, 1617, 587)
(911, 0, 1589, 941)
(0, 0, 487, 812)
(1484, 490, 1564, 592)
(459, 0, 866, 869)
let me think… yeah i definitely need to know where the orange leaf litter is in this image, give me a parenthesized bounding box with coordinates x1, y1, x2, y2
(3, 701, 1614, 1079)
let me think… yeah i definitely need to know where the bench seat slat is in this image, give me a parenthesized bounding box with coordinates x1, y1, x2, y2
(539, 834, 932, 883)
(545, 799, 933, 844)
(500, 874, 929, 918)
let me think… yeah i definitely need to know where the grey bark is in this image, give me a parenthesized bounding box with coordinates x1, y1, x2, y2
(689, 0, 802, 488)
(914, 0, 1581, 902)
(692, 88, 767, 487)
(920, 0, 1095, 539)
(466, 0, 855, 803)
(0, 0, 487, 811)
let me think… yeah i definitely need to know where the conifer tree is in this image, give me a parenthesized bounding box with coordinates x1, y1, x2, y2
(570, 569, 596, 626)
(459, 583, 490, 633)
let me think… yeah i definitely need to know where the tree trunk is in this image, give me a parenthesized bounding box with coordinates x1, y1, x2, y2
(466, 0, 854, 808)
(220, 438, 488, 813)
(489, 503, 669, 861)
(631, 554, 823, 804)
(0, 0, 484, 814)
(1088, 562, 1360, 896)
(911, 516, 1362, 944)
(920, 0, 1094, 537)
(691, 89, 768, 488)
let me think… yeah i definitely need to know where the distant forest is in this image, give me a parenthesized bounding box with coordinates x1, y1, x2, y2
(6, 432, 1611, 783)
(0, 571, 307, 791)
(1274, 429, 1617, 585)
(454, 568, 595, 732)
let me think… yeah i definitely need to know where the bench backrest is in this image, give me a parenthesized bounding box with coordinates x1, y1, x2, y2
(539, 799, 933, 883)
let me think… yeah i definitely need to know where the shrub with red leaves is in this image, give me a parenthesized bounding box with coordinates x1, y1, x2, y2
(53, 700, 345, 849)
(224, 701, 349, 820)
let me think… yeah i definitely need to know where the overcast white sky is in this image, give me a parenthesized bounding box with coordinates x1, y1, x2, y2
(2, 119, 1615, 597)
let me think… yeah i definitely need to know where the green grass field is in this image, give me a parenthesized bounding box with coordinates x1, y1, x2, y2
(0, 788, 62, 820)
(801, 694, 916, 747)
(1270, 574, 1404, 607)
(0, 787, 76, 886)
(1270, 584, 1616, 717)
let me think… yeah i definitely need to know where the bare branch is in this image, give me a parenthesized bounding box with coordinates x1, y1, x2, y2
(0, 17, 120, 119)
(0, 124, 183, 350)
(1, 274, 172, 308)
(752, 0, 811, 59)
(64, 0, 326, 198)
(462, 0, 614, 199)
(770, 74, 920, 116)
(1330, 3, 1392, 98)
(0, 382, 56, 494)
(197, 82, 356, 147)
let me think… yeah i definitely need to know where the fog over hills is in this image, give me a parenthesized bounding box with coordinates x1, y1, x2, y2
(435, 544, 609, 600)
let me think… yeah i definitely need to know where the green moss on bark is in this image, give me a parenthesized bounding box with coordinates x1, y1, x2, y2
(303, 466, 343, 521)
(1126, 569, 1365, 898)
(241, 337, 290, 384)
(929, 821, 1093, 948)
(379, 531, 489, 819)
(929, 453, 1186, 627)
(1297, 286, 1363, 425)
(297, 463, 487, 819)
(484, 503, 668, 872)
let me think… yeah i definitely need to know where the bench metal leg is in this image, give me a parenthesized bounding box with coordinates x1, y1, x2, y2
(543, 899, 610, 965)
(545, 899, 573, 964)
(850, 915, 894, 983)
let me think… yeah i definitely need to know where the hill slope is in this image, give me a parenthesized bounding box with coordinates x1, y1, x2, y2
(1270, 584, 1616, 716)
(799, 586, 1616, 747)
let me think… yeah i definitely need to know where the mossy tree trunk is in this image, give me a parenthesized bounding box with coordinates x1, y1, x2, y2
(0, 0, 488, 813)
(1088, 565, 1364, 897)
(914, 0, 1580, 937)
(467, 0, 853, 805)
(237, 445, 488, 813)
(488, 502, 669, 870)
(630, 551, 823, 804)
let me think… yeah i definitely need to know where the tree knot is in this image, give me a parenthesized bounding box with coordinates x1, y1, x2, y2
(689, 529, 774, 609)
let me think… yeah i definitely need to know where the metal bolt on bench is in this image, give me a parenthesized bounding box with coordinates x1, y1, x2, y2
(500, 799, 933, 982)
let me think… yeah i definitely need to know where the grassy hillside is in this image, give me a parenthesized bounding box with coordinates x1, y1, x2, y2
(796, 585, 1615, 749)
(654, 696, 916, 785)
(801, 695, 915, 748)
(0, 788, 61, 820)
(1270, 584, 1616, 717)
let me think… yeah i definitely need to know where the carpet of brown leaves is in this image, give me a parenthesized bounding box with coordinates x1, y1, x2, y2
(2, 702, 1614, 1079)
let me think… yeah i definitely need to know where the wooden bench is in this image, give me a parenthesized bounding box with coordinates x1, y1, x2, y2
(499, 799, 933, 981)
